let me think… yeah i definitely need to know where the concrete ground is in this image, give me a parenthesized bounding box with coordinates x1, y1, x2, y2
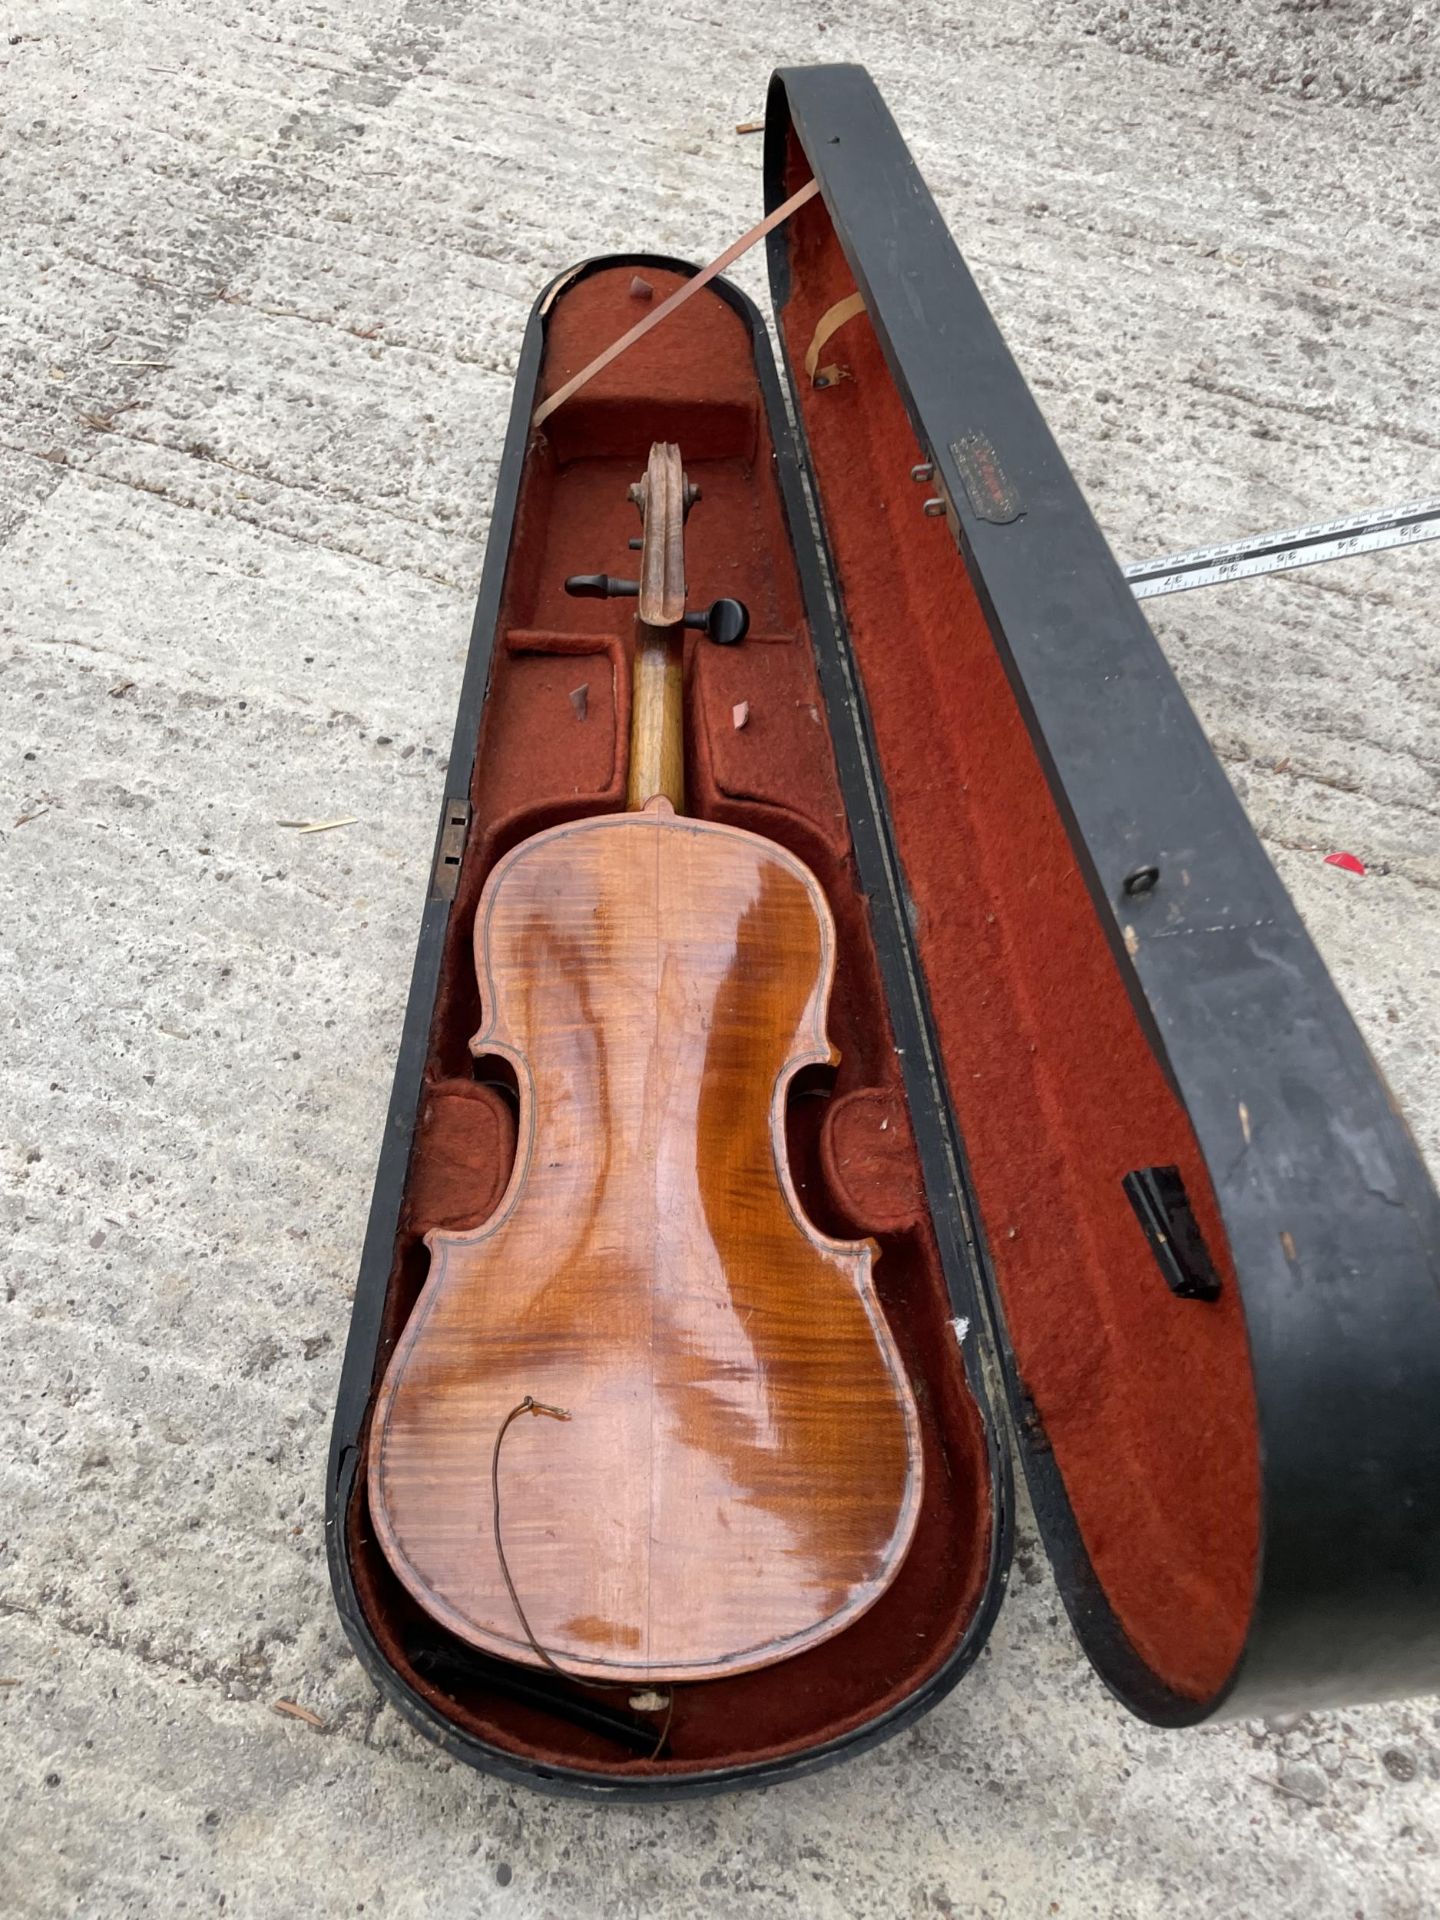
(3, 1, 1438, 1914)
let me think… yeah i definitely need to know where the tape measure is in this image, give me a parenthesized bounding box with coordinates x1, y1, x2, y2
(1124, 498, 1440, 600)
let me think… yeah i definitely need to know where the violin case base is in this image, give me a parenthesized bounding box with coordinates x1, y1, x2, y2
(326, 65, 1440, 1798)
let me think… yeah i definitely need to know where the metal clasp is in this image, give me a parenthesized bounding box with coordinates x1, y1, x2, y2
(430, 797, 471, 902)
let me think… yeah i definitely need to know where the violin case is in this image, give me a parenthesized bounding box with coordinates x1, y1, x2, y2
(326, 63, 1440, 1796)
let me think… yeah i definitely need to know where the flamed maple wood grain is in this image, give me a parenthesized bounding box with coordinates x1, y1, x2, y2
(368, 806, 923, 1682)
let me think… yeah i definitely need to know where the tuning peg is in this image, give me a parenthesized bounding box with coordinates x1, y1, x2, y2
(564, 574, 640, 600)
(683, 598, 750, 646)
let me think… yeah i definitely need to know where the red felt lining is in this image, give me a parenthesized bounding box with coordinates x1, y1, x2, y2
(775, 142, 1261, 1701)
(347, 265, 992, 1778)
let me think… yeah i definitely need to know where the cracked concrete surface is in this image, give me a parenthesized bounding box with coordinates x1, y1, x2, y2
(2, 1, 1438, 1915)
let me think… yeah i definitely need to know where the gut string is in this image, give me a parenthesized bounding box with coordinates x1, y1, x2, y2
(491, 1396, 674, 1761)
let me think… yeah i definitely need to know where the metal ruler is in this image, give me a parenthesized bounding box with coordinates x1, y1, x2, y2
(1124, 497, 1440, 600)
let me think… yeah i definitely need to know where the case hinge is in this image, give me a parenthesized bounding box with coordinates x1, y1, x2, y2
(919, 469, 962, 549)
(430, 796, 471, 902)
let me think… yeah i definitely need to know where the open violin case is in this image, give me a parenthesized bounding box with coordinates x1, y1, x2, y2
(326, 63, 1440, 1797)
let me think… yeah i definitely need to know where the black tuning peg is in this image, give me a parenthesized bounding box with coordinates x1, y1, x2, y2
(683, 598, 750, 646)
(564, 574, 639, 600)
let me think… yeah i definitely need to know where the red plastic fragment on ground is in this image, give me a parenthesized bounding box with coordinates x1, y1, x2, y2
(1324, 851, 1367, 876)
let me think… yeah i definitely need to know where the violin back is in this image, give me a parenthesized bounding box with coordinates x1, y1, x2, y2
(369, 808, 922, 1682)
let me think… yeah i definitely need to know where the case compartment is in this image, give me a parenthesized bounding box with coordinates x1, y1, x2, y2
(328, 259, 1004, 1795)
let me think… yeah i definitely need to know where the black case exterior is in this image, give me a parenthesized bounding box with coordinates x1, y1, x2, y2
(764, 63, 1440, 1722)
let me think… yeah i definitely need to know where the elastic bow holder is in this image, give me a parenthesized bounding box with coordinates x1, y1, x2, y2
(327, 64, 1440, 1798)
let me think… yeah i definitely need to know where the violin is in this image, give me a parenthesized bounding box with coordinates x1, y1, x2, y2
(369, 444, 922, 1685)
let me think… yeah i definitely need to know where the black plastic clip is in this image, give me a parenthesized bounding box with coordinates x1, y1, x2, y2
(1123, 1165, 1223, 1302)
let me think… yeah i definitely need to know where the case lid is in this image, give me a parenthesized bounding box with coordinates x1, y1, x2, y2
(763, 63, 1440, 1722)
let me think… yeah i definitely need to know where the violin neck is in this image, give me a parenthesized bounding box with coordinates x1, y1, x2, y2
(628, 619, 685, 813)
(627, 442, 690, 814)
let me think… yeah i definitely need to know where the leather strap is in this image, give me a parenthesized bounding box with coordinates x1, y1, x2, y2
(531, 178, 821, 430)
(803, 290, 866, 387)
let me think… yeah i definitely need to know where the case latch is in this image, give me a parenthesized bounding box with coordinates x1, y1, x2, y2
(430, 796, 471, 902)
